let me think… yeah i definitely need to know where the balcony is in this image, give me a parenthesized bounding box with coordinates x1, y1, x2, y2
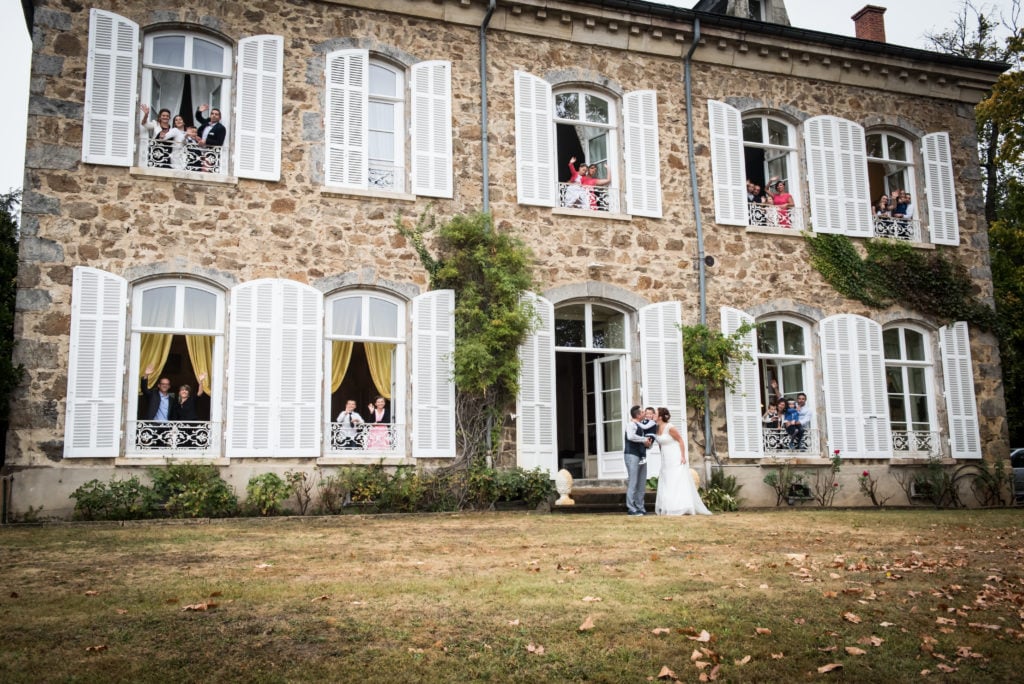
(872, 216, 922, 242)
(890, 429, 940, 457)
(143, 138, 224, 174)
(368, 163, 406, 192)
(130, 420, 220, 455)
(558, 182, 621, 213)
(328, 422, 405, 454)
(747, 203, 806, 231)
(762, 427, 819, 456)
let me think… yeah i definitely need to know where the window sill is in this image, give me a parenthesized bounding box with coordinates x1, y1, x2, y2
(888, 457, 956, 466)
(321, 186, 417, 202)
(869, 236, 936, 250)
(317, 455, 409, 466)
(552, 207, 632, 222)
(757, 457, 831, 466)
(129, 167, 238, 185)
(745, 225, 804, 237)
(116, 456, 228, 466)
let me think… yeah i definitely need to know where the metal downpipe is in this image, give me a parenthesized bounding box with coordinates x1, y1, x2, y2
(480, 0, 496, 216)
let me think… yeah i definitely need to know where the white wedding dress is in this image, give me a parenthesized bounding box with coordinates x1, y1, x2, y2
(654, 424, 712, 516)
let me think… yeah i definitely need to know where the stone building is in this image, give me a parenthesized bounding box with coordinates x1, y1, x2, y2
(7, 0, 1010, 516)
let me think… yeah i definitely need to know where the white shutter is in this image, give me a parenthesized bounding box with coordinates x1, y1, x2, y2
(228, 281, 275, 456)
(854, 316, 892, 457)
(82, 9, 138, 166)
(720, 307, 761, 458)
(820, 314, 890, 457)
(923, 132, 959, 246)
(516, 293, 557, 474)
(64, 267, 127, 457)
(227, 280, 322, 457)
(412, 290, 456, 458)
(707, 100, 748, 226)
(325, 49, 369, 188)
(234, 35, 283, 181)
(411, 60, 453, 198)
(513, 71, 556, 207)
(623, 90, 663, 218)
(939, 322, 982, 458)
(639, 302, 686, 479)
(276, 282, 323, 457)
(805, 116, 872, 236)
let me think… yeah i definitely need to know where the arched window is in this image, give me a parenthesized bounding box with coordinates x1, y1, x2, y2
(140, 30, 232, 172)
(129, 279, 225, 455)
(368, 60, 406, 191)
(554, 88, 619, 212)
(883, 325, 937, 456)
(756, 317, 815, 452)
(325, 291, 407, 454)
(743, 115, 801, 229)
(867, 131, 919, 240)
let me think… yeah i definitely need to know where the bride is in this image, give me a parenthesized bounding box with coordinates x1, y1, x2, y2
(653, 407, 711, 516)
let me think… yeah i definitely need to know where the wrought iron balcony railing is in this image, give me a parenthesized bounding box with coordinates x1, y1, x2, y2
(143, 138, 223, 174)
(890, 429, 941, 457)
(747, 202, 806, 230)
(368, 163, 405, 192)
(328, 422, 405, 453)
(762, 427, 819, 456)
(872, 216, 922, 242)
(131, 420, 219, 454)
(558, 182, 621, 213)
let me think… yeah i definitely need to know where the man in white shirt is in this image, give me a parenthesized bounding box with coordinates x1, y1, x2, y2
(336, 399, 364, 448)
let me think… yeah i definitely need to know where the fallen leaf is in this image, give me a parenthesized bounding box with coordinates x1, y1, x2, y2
(582, 596, 602, 602)
(755, 627, 772, 635)
(823, 591, 838, 599)
(817, 663, 843, 673)
(579, 615, 595, 631)
(652, 627, 671, 635)
(845, 646, 867, 656)
(688, 629, 712, 642)
(508, 619, 520, 626)
(879, 621, 895, 627)
(936, 617, 957, 626)
(759, 583, 769, 589)
(209, 591, 223, 598)
(818, 646, 837, 652)
(115, 608, 128, 615)
(857, 635, 884, 647)
(181, 602, 217, 612)
(84, 591, 99, 596)
(829, 572, 841, 579)
(793, 618, 806, 625)
(407, 647, 425, 653)
(85, 645, 107, 652)
(650, 553, 660, 561)
(771, 652, 784, 659)
(734, 655, 751, 665)
(843, 612, 862, 624)
(657, 665, 676, 679)
(694, 660, 711, 670)
(254, 563, 272, 569)
(311, 595, 330, 602)
(936, 663, 958, 673)
(164, 598, 179, 604)
(968, 622, 1000, 630)
(526, 642, 545, 655)
(691, 649, 703, 661)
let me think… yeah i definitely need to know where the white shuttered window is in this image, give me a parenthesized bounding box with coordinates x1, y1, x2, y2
(707, 100, 748, 226)
(939, 322, 982, 458)
(325, 49, 369, 189)
(514, 71, 557, 207)
(623, 91, 663, 218)
(804, 116, 872, 237)
(234, 35, 283, 181)
(412, 290, 456, 458)
(227, 280, 323, 457)
(83, 10, 139, 166)
(721, 307, 762, 458)
(638, 302, 686, 479)
(65, 267, 128, 457)
(923, 132, 960, 246)
(410, 60, 453, 198)
(516, 293, 557, 474)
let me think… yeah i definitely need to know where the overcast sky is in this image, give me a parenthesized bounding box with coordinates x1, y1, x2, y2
(0, 0, 1018, 199)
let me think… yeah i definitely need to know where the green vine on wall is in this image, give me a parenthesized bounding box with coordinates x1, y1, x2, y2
(804, 233, 997, 331)
(397, 209, 536, 466)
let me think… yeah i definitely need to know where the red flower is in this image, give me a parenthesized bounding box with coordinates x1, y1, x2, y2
(834, 449, 841, 456)
(862, 471, 870, 477)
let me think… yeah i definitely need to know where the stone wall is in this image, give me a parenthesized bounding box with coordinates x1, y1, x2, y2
(7, 0, 1009, 513)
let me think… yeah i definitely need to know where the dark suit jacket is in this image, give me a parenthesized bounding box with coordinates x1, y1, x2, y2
(195, 109, 227, 147)
(367, 407, 391, 425)
(140, 377, 171, 421)
(169, 396, 199, 421)
(623, 421, 648, 458)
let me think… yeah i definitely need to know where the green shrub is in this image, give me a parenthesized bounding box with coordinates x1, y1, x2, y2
(148, 463, 237, 518)
(286, 470, 316, 515)
(245, 472, 292, 516)
(377, 466, 426, 512)
(317, 471, 349, 514)
(699, 487, 739, 512)
(70, 476, 158, 521)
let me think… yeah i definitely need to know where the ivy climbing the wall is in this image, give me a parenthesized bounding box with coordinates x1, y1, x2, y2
(804, 233, 997, 331)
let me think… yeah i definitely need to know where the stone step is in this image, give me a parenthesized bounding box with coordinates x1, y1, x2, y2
(553, 486, 656, 514)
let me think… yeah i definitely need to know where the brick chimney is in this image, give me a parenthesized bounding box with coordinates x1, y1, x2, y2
(852, 5, 887, 42)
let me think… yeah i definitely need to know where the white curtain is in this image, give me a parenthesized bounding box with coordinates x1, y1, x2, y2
(191, 75, 224, 122)
(152, 69, 186, 122)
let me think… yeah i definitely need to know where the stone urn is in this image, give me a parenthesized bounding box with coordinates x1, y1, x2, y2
(555, 469, 575, 506)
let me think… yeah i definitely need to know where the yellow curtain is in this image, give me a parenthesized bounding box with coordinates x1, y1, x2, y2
(139, 333, 173, 390)
(365, 342, 394, 400)
(331, 340, 353, 393)
(185, 335, 214, 395)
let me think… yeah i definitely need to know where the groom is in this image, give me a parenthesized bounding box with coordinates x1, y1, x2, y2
(624, 405, 652, 516)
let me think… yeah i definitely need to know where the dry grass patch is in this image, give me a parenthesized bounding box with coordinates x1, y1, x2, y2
(1, 510, 1023, 682)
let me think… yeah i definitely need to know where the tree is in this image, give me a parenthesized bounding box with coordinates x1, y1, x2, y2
(1, 191, 24, 466)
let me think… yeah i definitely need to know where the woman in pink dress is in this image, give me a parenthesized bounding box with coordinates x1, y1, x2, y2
(366, 396, 391, 450)
(771, 180, 795, 228)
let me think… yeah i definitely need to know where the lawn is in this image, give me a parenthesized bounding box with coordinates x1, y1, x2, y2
(1, 509, 1022, 683)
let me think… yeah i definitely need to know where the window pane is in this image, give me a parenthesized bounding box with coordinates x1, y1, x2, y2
(369, 101, 396, 133)
(887, 136, 907, 161)
(907, 367, 927, 395)
(780, 363, 804, 395)
(152, 36, 185, 68)
(368, 298, 399, 338)
(192, 38, 224, 72)
(369, 130, 395, 163)
(183, 288, 217, 330)
(757, 321, 778, 354)
(766, 156, 789, 187)
(585, 94, 609, 124)
(782, 322, 804, 355)
(588, 133, 608, 169)
(883, 329, 901, 359)
(905, 329, 926, 361)
(910, 394, 930, 427)
(369, 64, 399, 97)
(886, 366, 904, 393)
(742, 118, 763, 143)
(866, 133, 883, 158)
(332, 298, 362, 336)
(767, 119, 789, 146)
(555, 92, 579, 120)
(888, 396, 907, 427)
(555, 304, 585, 347)
(592, 306, 625, 349)
(141, 287, 176, 328)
